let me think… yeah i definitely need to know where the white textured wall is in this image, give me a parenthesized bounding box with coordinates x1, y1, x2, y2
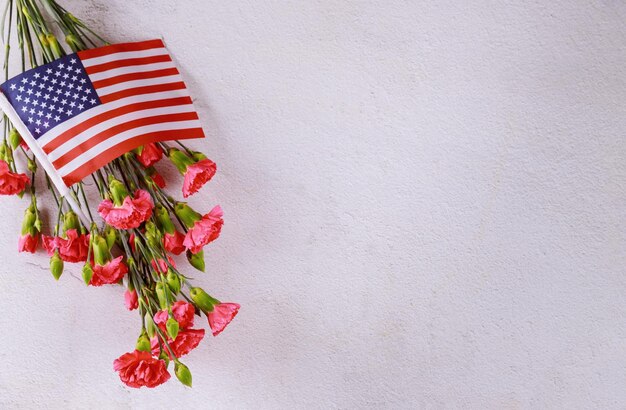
(0, 1, 625, 408)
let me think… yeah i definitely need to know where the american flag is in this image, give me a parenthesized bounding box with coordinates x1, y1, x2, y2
(0, 39, 205, 188)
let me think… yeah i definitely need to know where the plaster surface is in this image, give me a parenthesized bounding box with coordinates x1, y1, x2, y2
(0, 1, 624, 408)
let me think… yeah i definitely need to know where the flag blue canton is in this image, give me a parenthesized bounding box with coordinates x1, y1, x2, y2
(0, 53, 101, 139)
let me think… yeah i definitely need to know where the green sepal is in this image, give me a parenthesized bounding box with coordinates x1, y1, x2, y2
(156, 283, 170, 309)
(155, 205, 176, 234)
(168, 148, 194, 174)
(135, 331, 151, 352)
(108, 177, 129, 207)
(189, 287, 217, 313)
(187, 249, 205, 272)
(92, 234, 110, 266)
(166, 270, 181, 294)
(166, 317, 179, 340)
(82, 262, 93, 285)
(9, 128, 21, 150)
(145, 312, 157, 339)
(174, 202, 202, 228)
(63, 211, 79, 233)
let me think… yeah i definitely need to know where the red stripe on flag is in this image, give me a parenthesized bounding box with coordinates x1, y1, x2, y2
(61, 127, 205, 185)
(91, 67, 180, 89)
(42, 96, 193, 153)
(99, 82, 187, 104)
(77, 39, 165, 61)
(85, 54, 172, 75)
(52, 112, 200, 168)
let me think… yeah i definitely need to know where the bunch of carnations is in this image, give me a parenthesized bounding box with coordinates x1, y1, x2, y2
(3, 0, 239, 388)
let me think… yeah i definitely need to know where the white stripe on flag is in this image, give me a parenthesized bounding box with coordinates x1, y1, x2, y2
(47, 104, 196, 161)
(58, 119, 202, 176)
(80, 47, 168, 67)
(96, 74, 183, 97)
(87, 61, 177, 82)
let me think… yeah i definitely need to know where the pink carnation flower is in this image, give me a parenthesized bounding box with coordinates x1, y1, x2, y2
(124, 289, 138, 311)
(135, 143, 163, 167)
(151, 328, 205, 358)
(89, 256, 128, 286)
(208, 302, 240, 336)
(18, 233, 39, 253)
(113, 350, 170, 388)
(0, 160, 29, 195)
(163, 230, 185, 255)
(98, 189, 153, 229)
(150, 256, 176, 274)
(182, 158, 216, 198)
(42, 229, 89, 263)
(154, 301, 195, 331)
(183, 205, 224, 254)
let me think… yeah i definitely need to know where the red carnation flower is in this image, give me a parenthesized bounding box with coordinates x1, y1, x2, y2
(151, 328, 205, 358)
(163, 230, 185, 255)
(0, 160, 29, 195)
(113, 350, 170, 388)
(150, 255, 176, 274)
(124, 289, 138, 311)
(153, 301, 195, 331)
(18, 233, 39, 253)
(42, 229, 89, 263)
(135, 143, 163, 167)
(89, 256, 128, 286)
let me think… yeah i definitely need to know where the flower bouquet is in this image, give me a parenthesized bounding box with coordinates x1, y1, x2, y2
(1, 0, 239, 388)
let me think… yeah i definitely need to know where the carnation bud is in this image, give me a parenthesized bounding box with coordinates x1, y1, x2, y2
(155, 283, 170, 309)
(166, 270, 181, 294)
(9, 128, 21, 150)
(174, 362, 192, 387)
(92, 234, 110, 266)
(82, 262, 93, 285)
(104, 225, 117, 249)
(0, 144, 6, 161)
(50, 251, 63, 280)
(174, 202, 202, 228)
(108, 177, 129, 206)
(63, 211, 79, 233)
(135, 331, 151, 352)
(155, 205, 175, 234)
(189, 287, 218, 313)
(166, 317, 180, 340)
(145, 312, 157, 339)
(168, 148, 195, 174)
(186, 249, 205, 272)
(21, 207, 37, 236)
